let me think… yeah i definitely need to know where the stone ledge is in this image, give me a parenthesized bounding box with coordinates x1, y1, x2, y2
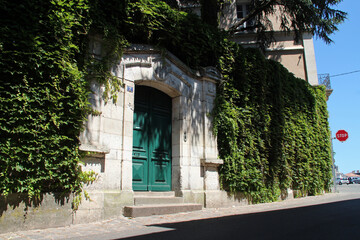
(201, 158, 224, 167)
(79, 144, 110, 154)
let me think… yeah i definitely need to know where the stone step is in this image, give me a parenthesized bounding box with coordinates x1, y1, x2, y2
(134, 196, 184, 205)
(133, 191, 175, 197)
(123, 203, 202, 218)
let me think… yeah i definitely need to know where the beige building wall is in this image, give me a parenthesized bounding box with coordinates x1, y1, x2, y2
(220, 0, 319, 85)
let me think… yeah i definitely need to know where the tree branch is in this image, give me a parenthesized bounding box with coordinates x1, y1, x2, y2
(228, 0, 276, 35)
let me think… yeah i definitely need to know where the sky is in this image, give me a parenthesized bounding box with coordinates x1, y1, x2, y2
(314, 1, 360, 174)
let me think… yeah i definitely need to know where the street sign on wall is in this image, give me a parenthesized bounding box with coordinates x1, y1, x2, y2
(336, 130, 349, 142)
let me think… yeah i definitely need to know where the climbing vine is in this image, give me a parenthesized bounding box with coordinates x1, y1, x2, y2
(0, 0, 91, 199)
(213, 45, 332, 202)
(0, 0, 332, 205)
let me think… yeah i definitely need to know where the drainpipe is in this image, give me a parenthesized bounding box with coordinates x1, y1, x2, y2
(120, 63, 126, 190)
(202, 79, 207, 161)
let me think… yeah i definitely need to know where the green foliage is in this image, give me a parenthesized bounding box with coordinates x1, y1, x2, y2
(124, 0, 224, 68)
(213, 43, 332, 202)
(0, 0, 91, 199)
(86, 0, 129, 102)
(228, 0, 347, 48)
(0, 0, 332, 206)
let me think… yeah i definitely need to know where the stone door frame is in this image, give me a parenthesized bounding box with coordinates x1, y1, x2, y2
(118, 45, 222, 202)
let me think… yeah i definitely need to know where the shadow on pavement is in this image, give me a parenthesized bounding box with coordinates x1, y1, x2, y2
(117, 199, 360, 240)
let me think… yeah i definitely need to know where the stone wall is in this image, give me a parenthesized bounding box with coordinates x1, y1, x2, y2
(80, 44, 224, 206)
(0, 193, 73, 234)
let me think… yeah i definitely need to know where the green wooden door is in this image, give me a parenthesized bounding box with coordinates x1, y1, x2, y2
(132, 86, 172, 191)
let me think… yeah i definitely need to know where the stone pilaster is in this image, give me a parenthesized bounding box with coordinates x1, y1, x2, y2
(201, 158, 223, 207)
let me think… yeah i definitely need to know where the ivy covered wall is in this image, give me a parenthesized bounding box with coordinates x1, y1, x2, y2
(0, 0, 91, 198)
(213, 44, 332, 202)
(0, 0, 332, 203)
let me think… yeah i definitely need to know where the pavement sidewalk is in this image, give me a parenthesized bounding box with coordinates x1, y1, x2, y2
(1, 191, 360, 240)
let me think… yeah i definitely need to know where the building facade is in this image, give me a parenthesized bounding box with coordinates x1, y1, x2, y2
(76, 42, 229, 221)
(76, 0, 324, 220)
(1, 1, 327, 233)
(220, 0, 320, 86)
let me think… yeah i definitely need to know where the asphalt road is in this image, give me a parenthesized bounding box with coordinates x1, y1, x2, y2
(119, 185, 360, 240)
(122, 200, 360, 240)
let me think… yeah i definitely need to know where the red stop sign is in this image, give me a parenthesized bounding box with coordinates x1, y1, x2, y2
(336, 130, 348, 142)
